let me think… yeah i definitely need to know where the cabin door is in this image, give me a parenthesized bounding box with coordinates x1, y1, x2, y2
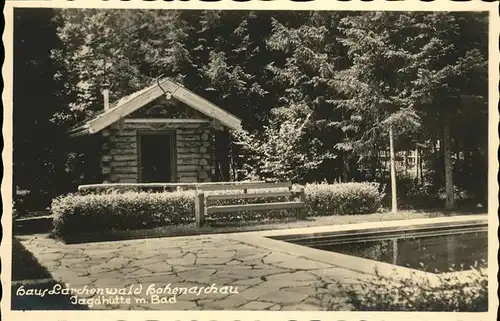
(138, 132, 176, 183)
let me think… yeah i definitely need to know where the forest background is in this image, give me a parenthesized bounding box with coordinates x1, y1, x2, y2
(13, 9, 488, 212)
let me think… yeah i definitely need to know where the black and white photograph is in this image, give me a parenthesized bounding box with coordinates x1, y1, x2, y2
(2, 0, 498, 318)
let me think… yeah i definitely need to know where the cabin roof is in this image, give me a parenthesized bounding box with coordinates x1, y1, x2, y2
(68, 78, 242, 137)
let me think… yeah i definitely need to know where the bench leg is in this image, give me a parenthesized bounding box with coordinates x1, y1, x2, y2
(296, 186, 307, 220)
(195, 191, 206, 228)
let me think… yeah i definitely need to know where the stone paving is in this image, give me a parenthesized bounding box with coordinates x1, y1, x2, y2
(16, 233, 373, 311)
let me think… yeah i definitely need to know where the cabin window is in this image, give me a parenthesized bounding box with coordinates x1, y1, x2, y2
(138, 131, 176, 183)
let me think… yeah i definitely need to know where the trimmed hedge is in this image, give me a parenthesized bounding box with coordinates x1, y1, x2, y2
(51, 182, 384, 237)
(52, 191, 195, 236)
(305, 182, 385, 215)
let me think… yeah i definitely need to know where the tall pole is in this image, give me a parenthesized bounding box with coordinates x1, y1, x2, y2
(415, 144, 419, 182)
(389, 126, 397, 213)
(443, 112, 455, 209)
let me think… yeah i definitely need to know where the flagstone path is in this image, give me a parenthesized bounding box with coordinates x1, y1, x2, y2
(16, 233, 372, 311)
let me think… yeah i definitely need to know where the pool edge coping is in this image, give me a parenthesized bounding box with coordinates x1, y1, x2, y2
(229, 215, 488, 284)
(230, 214, 488, 238)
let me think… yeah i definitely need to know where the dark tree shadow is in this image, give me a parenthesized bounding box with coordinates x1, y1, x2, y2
(11, 237, 88, 310)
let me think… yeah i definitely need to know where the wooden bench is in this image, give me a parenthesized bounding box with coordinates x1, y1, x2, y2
(194, 181, 306, 227)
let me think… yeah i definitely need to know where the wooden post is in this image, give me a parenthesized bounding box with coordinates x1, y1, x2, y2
(295, 186, 307, 220)
(195, 191, 205, 228)
(389, 126, 398, 213)
(392, 238, 398, 265)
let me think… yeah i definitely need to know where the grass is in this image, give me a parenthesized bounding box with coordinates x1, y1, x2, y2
(55, 209, 486, 244)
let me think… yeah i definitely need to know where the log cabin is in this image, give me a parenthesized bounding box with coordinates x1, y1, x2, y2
(69, 78, 242, 184)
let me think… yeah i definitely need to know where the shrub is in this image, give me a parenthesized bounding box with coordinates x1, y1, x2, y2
(13, 187, 31, 218)
(305, 182, 385, 215)
(321, 266, 488, 311)
(51, 191, 195, 237)
(13, 201, 19, 219)
(231, 118, 333, 183)
(51, 182, 385, 238)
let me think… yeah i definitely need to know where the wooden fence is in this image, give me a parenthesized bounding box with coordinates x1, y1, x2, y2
(194, 181, 306, 228)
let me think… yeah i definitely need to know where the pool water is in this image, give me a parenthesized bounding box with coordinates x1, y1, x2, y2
(272, 230, 487, 273)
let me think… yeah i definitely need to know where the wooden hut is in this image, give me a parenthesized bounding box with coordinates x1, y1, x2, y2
(69, 78, 242, 184)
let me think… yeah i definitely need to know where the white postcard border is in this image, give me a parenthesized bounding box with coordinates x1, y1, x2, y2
(2, 1, 498, 320)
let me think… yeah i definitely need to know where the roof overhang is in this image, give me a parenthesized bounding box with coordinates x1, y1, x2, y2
(69, 78, 242, 137)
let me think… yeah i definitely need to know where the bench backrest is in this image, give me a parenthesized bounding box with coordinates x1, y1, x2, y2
(194, 181, 305, 227)
(196, 181, 292, 192)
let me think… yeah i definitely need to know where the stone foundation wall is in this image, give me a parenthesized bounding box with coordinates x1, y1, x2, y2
(101, 121, 213, 183)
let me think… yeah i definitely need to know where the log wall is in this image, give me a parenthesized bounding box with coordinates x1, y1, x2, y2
(101, 121, 213, 183)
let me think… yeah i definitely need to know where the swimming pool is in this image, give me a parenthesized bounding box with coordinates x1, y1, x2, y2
(267, 220, 488, 274)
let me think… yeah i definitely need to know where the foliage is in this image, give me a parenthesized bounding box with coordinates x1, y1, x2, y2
(232, 115, 330, 183)
(332, 12, 487, 205)
(324, 266, 488, 311)
(333, 12, 422, 163)
(305, 182, 385, 215)
(409, 12, 488, 202)
(13, 187, 30, 218)
(14, 9, 489, 209)
(260, 13, 346, 181)
(51, 183, 385, 238)
(12, 202, 19, 219)
(51, 191, 196, 237)
(13, 9, 73, 210)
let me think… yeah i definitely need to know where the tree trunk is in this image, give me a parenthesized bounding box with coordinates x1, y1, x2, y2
(342, 154, 349, 182)
(384, 150, 388, 177)
(419, 146, 424, 183)
(371, 152, 378, 181)
(403, 151, 408, 176)
(389, 126, 397, 213)
(482, 148, 488, 205)
(414, 145, 419, 183)
(443, 112, 455, 209)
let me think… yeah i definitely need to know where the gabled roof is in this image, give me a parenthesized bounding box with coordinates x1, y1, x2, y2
(68, 78, 242, 137)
